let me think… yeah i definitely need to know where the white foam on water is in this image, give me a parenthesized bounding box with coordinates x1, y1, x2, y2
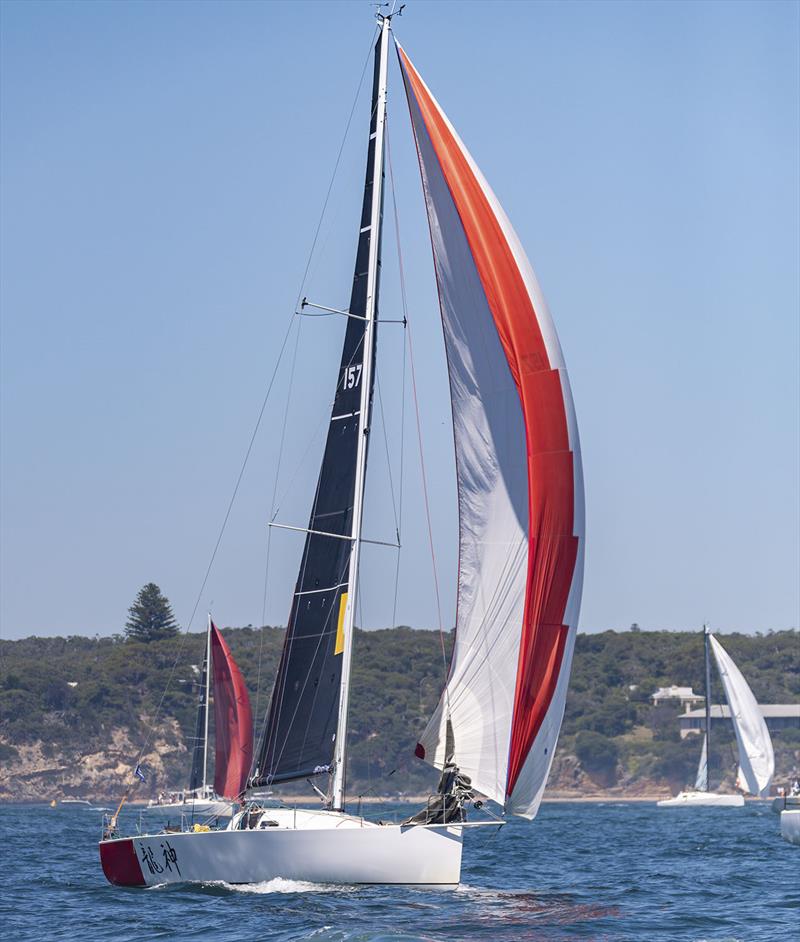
(215, 878, 350, 894)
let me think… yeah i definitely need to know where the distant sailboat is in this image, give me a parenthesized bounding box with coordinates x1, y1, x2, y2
(145, 616, 253, 818)
(780, 809, 800, 845)
(658, 626, 774, 807)
(100, 10, 584, 887)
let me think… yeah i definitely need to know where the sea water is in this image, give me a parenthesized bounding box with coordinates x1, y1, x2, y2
(1, 801, 796, 941)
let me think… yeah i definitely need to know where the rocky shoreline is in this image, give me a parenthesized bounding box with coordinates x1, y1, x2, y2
(0, 729, 780, 805)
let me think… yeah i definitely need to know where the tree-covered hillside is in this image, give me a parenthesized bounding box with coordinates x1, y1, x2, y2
(0, 627, 797, 800)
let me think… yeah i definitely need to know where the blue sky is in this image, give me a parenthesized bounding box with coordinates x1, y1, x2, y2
(1, 0, 798, 639)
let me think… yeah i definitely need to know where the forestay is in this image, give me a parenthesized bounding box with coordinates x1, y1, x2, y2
(397, 43, 585, 818)
(708, 634, 774, 797)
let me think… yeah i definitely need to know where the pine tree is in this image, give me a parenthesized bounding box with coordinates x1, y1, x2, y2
(124, 583, 179, 642)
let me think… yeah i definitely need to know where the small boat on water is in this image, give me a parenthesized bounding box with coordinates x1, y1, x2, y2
(780, 809, 800, 845)
(59, 798, 92, 806)
(144, 616, 253, 820)
(145, 784, 230, 819)
(658, 627, 774, 808)
(99, 8, 585, 888)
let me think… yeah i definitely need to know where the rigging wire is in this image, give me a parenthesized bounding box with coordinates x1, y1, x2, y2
(293, 27, 379, 309)
(257, 80, 387, 789)
(250, 26, 377, 739)
(380, 128, 408, 629)
(121, 26, 381, 804)
(125, 311, 297, 789)
(389, 330, 408, 630)
(375, 374, 400, 541)
(254, 314, 303, 724)
(253, 330, 368, 781)
(385, 118, 451, 691)
(269, 330, 365, 522)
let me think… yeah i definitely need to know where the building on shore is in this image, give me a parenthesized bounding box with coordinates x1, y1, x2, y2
(651, 685, 705, 713)
(679, 704, 800, 738)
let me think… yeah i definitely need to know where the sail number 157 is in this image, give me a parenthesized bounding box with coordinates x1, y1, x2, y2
(343, 364, 362, 390)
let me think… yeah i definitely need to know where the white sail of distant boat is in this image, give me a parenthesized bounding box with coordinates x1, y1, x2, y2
(144, 615, 254, 818)
(99, 9, 584, 887)
(658, 626, 773, 808)
(708, 634, 774, 797)
(694, 734, 708, 792)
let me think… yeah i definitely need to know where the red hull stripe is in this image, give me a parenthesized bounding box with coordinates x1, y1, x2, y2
(397, 48, 578, 798)
(99, 838, 146, 887)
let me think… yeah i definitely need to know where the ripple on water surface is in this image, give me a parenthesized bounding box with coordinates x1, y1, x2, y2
(1, 801, 797, 941)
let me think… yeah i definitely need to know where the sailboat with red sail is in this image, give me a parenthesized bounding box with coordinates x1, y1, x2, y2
(144, 617, 253, 819)
(99, 9, 584, 886)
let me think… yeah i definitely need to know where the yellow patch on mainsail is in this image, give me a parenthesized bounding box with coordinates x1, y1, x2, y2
(334, 593, 348, 655)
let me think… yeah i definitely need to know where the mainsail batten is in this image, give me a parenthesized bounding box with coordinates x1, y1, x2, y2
(251, 30, 385, 790)
(397, 44, 584, 818)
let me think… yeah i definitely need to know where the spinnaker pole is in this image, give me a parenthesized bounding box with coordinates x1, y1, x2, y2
(330, 13, 390, 812)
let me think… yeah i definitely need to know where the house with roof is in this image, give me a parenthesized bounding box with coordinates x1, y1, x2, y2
(651, 685, 705, 713)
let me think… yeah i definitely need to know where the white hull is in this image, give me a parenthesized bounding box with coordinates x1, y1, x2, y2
(100, 808, 463, 886)
(780, 810, 800, 846)
(657, 790, 745, 807)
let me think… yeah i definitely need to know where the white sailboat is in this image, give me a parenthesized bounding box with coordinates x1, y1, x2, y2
(99, 10, 584, 887)
(658, 626, 774, 807)
(780, 810, 800, 845)
(144, 616, 253, 819)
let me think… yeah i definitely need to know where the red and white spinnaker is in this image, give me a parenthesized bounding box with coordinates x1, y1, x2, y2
(398, 44, 584, 818)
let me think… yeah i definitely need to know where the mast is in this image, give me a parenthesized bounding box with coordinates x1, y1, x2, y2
(703, 624, 712, 791)
(202, 613, 212, 793)
(330, 13, 390, 812)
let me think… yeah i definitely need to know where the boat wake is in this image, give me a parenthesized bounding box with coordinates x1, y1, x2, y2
(215, 878, 351, 895)
(456, 885, 621, 925)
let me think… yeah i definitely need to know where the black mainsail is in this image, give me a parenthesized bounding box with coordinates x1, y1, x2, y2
(251, 28, 387, 792)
